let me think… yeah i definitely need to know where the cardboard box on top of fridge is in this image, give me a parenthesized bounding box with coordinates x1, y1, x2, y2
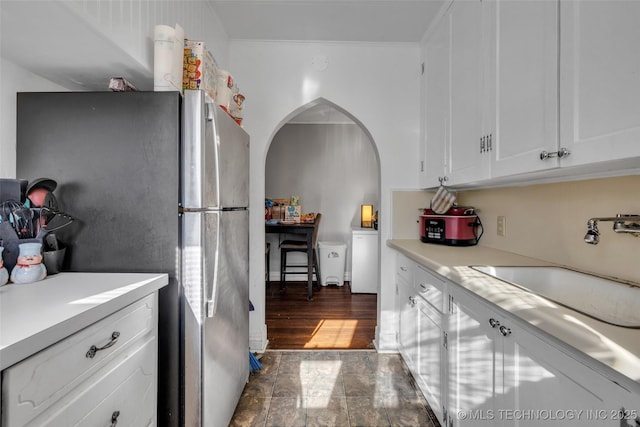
(183, 40, 217, 99)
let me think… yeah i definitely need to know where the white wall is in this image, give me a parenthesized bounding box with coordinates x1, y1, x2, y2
(0, 59, 69, 178)
(265, 122, 379, 277)
(230, 40, 421, 351)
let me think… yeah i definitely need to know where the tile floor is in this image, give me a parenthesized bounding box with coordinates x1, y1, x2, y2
(230, 350, 440, 427)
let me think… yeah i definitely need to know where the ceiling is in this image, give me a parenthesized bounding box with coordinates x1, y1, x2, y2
(0, 1, 446, 122)
(209, 0, 447, 44)
(210, 0, 447, 123)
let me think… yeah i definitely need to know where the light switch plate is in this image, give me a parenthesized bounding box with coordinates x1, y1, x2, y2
(497, 216, 506, 237)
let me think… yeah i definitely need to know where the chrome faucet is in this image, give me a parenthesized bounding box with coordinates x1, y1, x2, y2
(584, 214, 640, 244)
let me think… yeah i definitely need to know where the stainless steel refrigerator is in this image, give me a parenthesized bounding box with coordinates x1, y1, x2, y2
(16, 89, 250, 427)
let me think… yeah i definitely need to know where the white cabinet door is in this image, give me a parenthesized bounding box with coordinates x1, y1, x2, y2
(488, 0, 560, 177)
(501, 318, 620, 427)
(560, 1, 640, 168)
(448, 0, 490, 186)
(417, 298, 445, 425)
(422, 10, 451, 188)
(449, 286, 621, 427)
(397, 277, 419, 371)
(447, 290, 497, 427)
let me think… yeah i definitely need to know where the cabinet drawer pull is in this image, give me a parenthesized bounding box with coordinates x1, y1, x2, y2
(489, 318, 500, 328)
(400, 266, 408, 272)
(86, 331, 120, 358)
(110, 410, 120, 426)
(499, 325, 512, 336)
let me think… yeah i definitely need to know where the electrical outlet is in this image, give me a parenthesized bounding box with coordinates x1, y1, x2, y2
(497, 216, 506, 237)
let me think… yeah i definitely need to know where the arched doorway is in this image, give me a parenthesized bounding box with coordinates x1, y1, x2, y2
(263, 99, 381, 350)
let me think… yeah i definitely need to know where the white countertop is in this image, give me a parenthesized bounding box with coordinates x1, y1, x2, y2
(388, 239, 640, 393)
(0, 272, 169, 370)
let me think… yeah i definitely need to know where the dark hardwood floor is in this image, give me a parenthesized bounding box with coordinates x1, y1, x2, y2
(265, 281, 377, 350)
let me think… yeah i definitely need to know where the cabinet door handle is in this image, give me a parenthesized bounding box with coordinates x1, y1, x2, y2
(86, 331, 121, 358)
(499, 325, 512, 336)
(489, 318, 500, 328)
(110, 410, 120, 426)
(540, 147, 571, 160)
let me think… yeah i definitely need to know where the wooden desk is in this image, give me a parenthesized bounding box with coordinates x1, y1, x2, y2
(265, 222, 316, 300)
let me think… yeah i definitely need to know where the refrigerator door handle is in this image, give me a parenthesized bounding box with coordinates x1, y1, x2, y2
(205, 99, 214, 122)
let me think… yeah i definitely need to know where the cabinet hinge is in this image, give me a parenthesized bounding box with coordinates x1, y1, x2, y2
(443, 331, 448, 350)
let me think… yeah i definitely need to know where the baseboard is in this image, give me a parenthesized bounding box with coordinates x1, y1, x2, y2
(249, 323, 268, 353)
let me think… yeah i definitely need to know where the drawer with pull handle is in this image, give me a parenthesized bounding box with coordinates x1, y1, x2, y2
(21, 335, 157, 427)
(2, 293, 157, 425)
(415, 265, 446, 314)
(396, 253, 413, 284)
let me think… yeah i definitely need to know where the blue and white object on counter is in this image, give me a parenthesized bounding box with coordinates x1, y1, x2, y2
(10, 242, 46, 284)
(0, 246, 8, 286)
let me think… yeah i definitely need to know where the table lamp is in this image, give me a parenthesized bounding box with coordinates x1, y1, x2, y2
(361, 204, 373, 228)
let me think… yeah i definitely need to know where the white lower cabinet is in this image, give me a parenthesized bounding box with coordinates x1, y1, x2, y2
(416, 298, 445, 424)
(396, 257, 418, 370)
(447, 286, 612, 427)
(2, 293, 159, 427)
(395, 255, 640, 427)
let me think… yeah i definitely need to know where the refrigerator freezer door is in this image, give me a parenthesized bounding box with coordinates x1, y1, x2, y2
(182, 90, 250, 210)
(181, 209, 249, 426)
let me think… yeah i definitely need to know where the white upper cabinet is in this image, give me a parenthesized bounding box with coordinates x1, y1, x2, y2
(421, 0, 640, 189)
(421, 11, 450, 189)
(559, 0, 640, 168)
(421, 0, 491, 188)
(448, 0, 490, 186)
(487, 0, 560, 178)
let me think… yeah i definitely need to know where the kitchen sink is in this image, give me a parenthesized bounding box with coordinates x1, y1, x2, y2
(471, 266, 640, 328)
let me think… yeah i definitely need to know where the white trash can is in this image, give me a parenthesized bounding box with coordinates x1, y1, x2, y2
(318, 241, 347, 286)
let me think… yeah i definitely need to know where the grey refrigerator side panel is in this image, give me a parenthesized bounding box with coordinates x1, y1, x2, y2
(181, 209, 249, 426)
(16, 91, 182, 427)
(182, 90, 250, 209)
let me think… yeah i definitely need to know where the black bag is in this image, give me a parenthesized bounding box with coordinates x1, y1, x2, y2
(0, 214, 35, 273)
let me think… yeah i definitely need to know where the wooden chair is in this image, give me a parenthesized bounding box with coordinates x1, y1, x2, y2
(265, 242, 271, 288)
(279, 213, 322, 290)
